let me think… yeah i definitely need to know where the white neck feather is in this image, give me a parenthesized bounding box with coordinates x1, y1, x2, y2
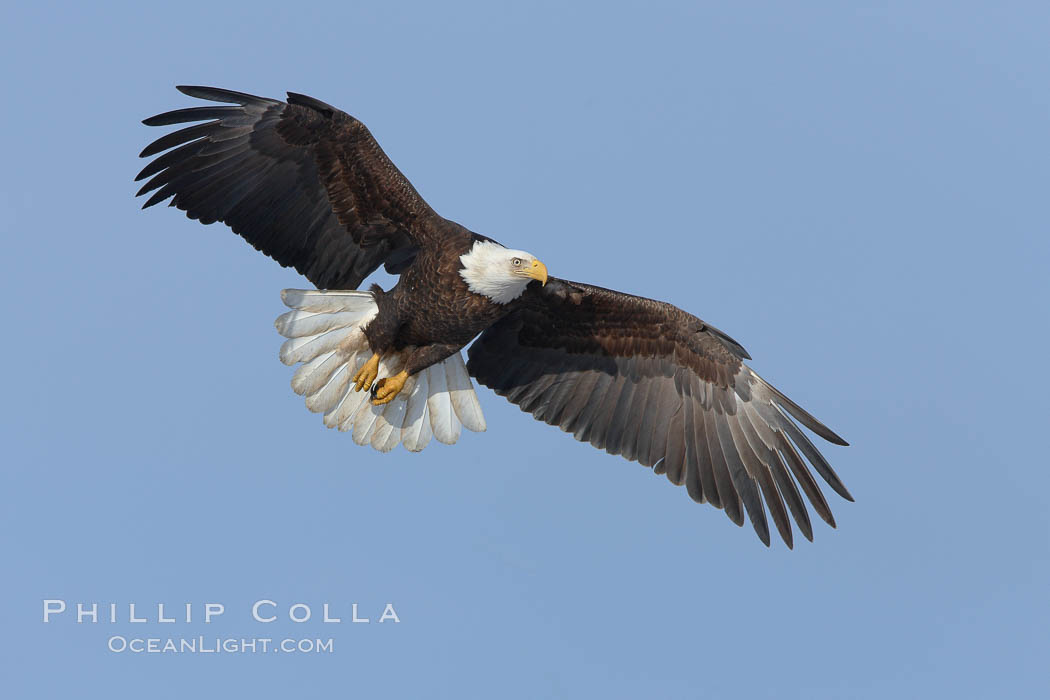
(459, 240, 532, 304)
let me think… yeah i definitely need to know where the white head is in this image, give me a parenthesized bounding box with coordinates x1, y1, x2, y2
(459, 240, 549, 304)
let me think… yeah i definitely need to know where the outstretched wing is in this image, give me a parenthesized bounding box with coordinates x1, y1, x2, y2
(467, 278, 851, 547)
(136, 86, 446, 289)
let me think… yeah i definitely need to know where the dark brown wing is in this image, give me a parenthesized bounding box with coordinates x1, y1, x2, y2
(466, 278, 851, 547)
(136, 86, 446, 289)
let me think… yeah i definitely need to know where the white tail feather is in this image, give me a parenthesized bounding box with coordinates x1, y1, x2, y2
(281, 289, 377, 313)
(277, 289, 485, 453)
(352, 402, 383, 446)
(426, 361, 461, 445)
(304, 363, 352, 414)
(401, 368, 433, 452)
(279, 326, 358, 365)
(323, 381, 356, 429)
(276, 310, 374, 338)
(374, 399, 408, 452)
(445, 353, 487, 432)
(291, 350, 342, 396)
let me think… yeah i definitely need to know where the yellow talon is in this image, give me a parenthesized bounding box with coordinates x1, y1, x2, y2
(371, 370, 409, 405)
(352, 353, 380, 392)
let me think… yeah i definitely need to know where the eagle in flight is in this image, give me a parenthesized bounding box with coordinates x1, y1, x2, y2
(137, 86, 851, 547)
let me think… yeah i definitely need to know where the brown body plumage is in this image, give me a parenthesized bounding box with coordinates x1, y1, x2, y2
(364, 229, 510, 376)
(136, 86, 851, 547)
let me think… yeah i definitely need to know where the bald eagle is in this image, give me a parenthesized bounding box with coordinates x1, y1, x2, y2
(136, 86, 851, 547)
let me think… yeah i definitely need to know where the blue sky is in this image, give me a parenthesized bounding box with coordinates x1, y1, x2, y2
(3, 1, 1047, 697)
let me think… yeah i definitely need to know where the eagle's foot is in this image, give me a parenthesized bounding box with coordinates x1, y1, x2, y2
(352, 353, 381, 392)
(371, 370, 409, 405)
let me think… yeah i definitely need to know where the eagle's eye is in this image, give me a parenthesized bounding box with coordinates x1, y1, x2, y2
(512, 258, 523, 267)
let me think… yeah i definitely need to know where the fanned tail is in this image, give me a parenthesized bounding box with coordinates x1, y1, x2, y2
(275, 289, 486, 452)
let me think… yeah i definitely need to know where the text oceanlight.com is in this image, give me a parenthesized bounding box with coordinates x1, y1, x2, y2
(107, 636, 334, 654)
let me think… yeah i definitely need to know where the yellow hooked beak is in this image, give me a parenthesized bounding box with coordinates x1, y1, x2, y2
(527, 258, 548, 286)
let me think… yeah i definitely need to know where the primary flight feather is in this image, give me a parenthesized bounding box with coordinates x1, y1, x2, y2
(137, 86, 851, 547)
